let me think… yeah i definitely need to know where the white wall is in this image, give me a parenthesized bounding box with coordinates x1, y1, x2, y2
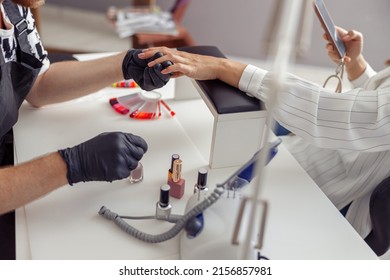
(176, 0, 390, 71)
(45, 0, 390, 70)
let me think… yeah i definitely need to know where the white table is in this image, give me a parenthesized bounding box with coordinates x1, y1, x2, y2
(13, 55, 377, 260)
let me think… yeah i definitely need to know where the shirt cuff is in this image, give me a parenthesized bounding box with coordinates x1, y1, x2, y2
(238, 64, 268, 98)
(350, 63, 376, 88)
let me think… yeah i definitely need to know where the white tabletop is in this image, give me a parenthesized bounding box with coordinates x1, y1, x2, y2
(13, 55, 377, 260)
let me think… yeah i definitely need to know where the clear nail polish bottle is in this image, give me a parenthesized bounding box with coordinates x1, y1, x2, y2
(129, 162, 144, 183)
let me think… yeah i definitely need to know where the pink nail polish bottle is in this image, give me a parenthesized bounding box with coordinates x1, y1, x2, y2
(168, 159, 185, 199)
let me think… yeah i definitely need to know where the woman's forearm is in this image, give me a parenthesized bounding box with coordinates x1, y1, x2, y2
(216, 58, 247, 88)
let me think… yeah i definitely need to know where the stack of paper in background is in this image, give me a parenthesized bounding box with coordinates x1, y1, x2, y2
(108, 6, 178, 39)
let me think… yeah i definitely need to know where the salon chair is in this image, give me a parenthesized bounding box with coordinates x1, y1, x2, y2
(364, 176, 390, 256)
(131, 0, 195, 49)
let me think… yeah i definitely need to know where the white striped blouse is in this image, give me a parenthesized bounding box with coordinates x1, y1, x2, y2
(239, 64, 390, 238)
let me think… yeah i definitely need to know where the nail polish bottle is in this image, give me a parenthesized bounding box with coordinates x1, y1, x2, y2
(168, 159, 186, 199)
(156, 184, 172, 220)
(194, 168, 208, 201)
(167, 154, 180, 182)
(194, 168, 208, 192)
(129, 162, 143, 183)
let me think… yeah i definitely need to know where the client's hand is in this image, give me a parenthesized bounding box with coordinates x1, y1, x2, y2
(323, 26, 364, 65)
(139, 46, 247, 88)
(139, 46, 222, 80)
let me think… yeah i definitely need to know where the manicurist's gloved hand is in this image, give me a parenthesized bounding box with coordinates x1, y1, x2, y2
(58, 132, 148, 185)
(122, 49, 173, 91)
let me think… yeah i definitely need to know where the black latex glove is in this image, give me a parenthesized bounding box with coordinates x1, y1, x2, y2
(122, 49, 173, 91)
(58, 132, 148, 185)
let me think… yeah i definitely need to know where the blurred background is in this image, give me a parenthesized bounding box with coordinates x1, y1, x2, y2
(39, 0, 389, 71)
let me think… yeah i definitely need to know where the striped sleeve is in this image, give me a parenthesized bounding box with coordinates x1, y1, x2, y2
(239, 65, 390, 152)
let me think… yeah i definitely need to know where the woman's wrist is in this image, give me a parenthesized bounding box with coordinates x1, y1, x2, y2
(216, 58, 247, 88)
(346, 54, 367, 81)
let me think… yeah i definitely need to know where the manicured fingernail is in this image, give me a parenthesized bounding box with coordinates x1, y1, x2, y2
(138, 53, 145, 58)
